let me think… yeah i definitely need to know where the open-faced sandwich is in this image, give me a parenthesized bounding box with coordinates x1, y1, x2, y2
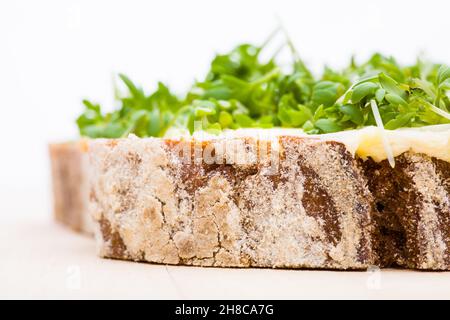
(49, 32, 450, 270)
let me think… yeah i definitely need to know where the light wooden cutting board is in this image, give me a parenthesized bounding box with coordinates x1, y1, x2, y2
(1, 216, 449, 299)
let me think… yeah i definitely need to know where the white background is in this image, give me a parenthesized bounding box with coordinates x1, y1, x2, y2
(1, 0, 450, 216)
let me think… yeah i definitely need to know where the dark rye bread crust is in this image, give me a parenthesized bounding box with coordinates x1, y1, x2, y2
(88, 136, 377, 269)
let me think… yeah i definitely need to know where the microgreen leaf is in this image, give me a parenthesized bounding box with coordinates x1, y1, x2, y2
(379, 73, 406, 97)
(339, 105, 364, 125)
(385, 93, 408, 106)
(437, 65, 450, 87)
(312, 81, 345, 107)
(314, 118, 342, 133)
(375, 88, 386, 103)
(351, 82, 379, 103)
(384, 112, 416, 130)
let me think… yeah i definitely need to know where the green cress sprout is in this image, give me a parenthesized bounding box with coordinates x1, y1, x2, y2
(77, 31, 450, 138)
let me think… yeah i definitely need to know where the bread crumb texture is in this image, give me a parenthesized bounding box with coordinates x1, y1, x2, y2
(88, 136, 450, 270)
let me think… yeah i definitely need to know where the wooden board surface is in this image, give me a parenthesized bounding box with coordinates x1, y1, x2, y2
(1, 216, 450, 299)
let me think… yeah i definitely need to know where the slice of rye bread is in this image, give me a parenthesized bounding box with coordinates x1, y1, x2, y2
(88, 136, 377, 269)
(53, 135, 450, 270)
(49, 142, 92, 234)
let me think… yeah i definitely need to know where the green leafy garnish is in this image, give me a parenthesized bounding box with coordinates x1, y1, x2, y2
(77, 32, 450, 137)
